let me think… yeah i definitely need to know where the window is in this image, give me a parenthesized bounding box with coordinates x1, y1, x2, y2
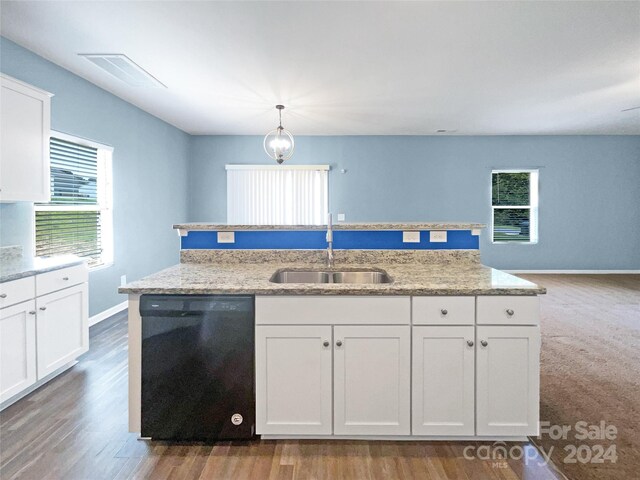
(491, 169, 538, 243)
(35, 133, 113, 268)
(226, 165, 329, 225)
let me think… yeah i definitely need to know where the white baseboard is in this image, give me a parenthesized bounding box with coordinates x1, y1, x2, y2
(89, 300, 128, 327)
(505, 270, 640, 274)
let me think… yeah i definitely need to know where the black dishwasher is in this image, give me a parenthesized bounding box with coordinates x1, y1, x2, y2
(140, 295, 255, 440)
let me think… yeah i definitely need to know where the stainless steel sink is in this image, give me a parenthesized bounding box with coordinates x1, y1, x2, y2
(270, 269, 392, 284)
(332, 271, 391, 284)
(270, 270, 331, 284)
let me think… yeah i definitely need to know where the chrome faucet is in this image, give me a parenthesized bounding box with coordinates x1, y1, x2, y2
(326, 213, 335, 268)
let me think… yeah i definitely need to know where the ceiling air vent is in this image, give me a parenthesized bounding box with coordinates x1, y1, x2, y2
(78, 54, 166, 88)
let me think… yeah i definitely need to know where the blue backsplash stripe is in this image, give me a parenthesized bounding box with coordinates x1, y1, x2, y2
(183, 230, 326, 250)
(181, 230, 479, 250)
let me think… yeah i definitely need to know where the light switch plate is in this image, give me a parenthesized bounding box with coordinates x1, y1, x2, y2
(337, 213, 346, 221)
(403, 231, 421, 243)
(430, 231, 447, 243)
(217, 231, 235, 243)
(120, 275, 127, 286)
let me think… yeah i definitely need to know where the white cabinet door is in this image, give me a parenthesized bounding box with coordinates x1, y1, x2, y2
(0, 300, 37, 403)
(35, 283, 88, 379)
(334, 325, 410, 435)
(476, 326, 540, 436)
(256, 325, 333, 435)
(0, 75, 52, 202)
(412, 326, 475, 436)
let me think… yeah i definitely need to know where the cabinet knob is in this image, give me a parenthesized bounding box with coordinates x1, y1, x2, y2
(336, 340, 343, 347)
(39, 306, 47, 311)
(480, 340, 488, 347)
(506, 309, 514, 316)
(29, 311, 36, 315)
(467, 340, 474, 347)
(441, 309, 448, 315)
(0, 293, 7, 298)
(62, 277, 70, 281)
(323, 341, 329, 347)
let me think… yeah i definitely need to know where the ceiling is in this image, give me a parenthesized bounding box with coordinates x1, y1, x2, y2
(1, 1, 639, 135)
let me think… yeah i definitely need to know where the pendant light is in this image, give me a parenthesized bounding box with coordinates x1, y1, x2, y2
(263, 105, 294, 164)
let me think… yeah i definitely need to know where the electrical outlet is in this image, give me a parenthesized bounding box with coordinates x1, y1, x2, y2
(120, 275, 127, 286)
(337, 213, 346, 221)
(403, 231, 420, 243)
(472, 228, 481, 236)
(430, 231, 447, 243)
(217, 231, 235, 243)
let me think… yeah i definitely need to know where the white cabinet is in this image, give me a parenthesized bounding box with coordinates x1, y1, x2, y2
(35, 283, 89, 378)
(476, 325, 540, 436)
(255, 295, 411, 437)
(0, 300, 37, 403)
(256, 296, 410, 325)
(0, 74, 52, 203)
(412, 296, 475, 325)
(476, 296, 539, 325)
(0, 276, 35, 309)
(334, 325, 410, 435)
(256, 322, 411, 436)
(412, 326, 475, 436)
(0, 263, 89, 409)
(256, 325, 333, 435)
(254, 294, 540, 440)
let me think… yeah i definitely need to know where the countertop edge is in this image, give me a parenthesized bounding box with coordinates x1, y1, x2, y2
(118, 286, 546, 296)
(1, 258, 87, 283)
(173, 223, 486, 231)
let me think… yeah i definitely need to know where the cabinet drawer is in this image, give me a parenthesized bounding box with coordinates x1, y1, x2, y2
(0, 276, 35, 309)
(36, 264, 88, 297)
(256, 296, 410, 325)
(412, 296, 475, 325)
(476, 296, 539, 325)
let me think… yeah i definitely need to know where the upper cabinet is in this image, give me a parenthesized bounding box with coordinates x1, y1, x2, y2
(0, 74, 53, 203)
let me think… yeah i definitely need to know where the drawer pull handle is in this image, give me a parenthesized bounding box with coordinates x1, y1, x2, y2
(29, 311, 36, 315)
(441, 309, 448, 315)
(480, 340, 488, 347)
(323, 341, 330, 347)
(506, 309, 514, 316)
(467, 340, 474, 347)
(0, 293, 6, 298)
(39, 307, 47, 311)
(62, 277, 70, 281)
(336, 340, 343, 347)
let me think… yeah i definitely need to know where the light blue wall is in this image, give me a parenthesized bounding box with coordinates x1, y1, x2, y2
(189, 135, 640, 270)
(0, 37, 190, 315)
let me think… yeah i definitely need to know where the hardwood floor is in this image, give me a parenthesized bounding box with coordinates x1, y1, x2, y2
(0, 311, 565, 480)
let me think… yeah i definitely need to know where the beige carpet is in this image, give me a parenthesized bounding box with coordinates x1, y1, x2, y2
(519, 274, 640, 480)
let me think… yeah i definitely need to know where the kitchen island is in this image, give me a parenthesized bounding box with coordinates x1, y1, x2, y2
(120, 223, 544, 441)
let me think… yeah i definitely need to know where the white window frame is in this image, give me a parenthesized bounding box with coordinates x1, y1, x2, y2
(34, 131, 114, 269)
(491, 169, 539, 245)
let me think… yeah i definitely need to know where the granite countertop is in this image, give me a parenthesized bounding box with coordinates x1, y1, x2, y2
(173, 222, 486, 231)
(0, 255, 87, 283)
(118, 261, 545, 296)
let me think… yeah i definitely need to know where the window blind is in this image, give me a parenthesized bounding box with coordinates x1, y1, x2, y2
(49, 138, 98, 204)
(35, 137, 103, 265)
(226, 165, 329, 225)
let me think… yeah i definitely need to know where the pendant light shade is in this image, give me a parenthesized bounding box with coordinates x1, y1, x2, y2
(264, 105, 294, 164)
